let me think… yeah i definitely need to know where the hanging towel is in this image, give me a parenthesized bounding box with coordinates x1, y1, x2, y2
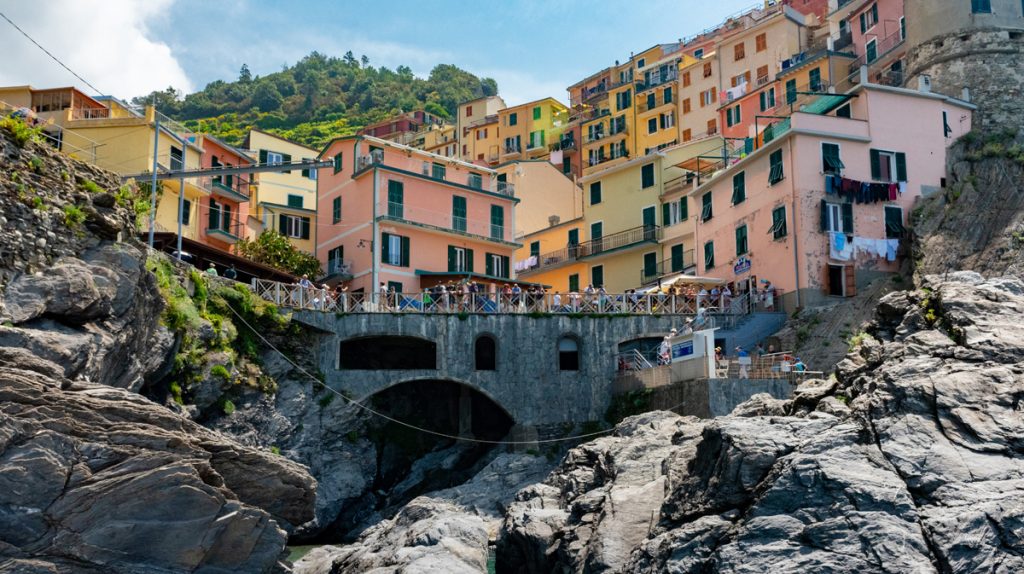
(830, 232, 853, 261)
(833, 231, 846, 251)
(852, 237, 873, 257)
(886, 239, 899, 262)
(824, 174, 835, 194)
(898, 181, 908, 194)
(888, 183, 898, 201)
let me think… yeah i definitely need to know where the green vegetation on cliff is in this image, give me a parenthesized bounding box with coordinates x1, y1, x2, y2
(133, 52, 498, 149)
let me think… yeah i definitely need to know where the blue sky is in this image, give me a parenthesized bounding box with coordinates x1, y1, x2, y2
(1, 0, 758, 105)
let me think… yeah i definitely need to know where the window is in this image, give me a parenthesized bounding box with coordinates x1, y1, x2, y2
(332, 196, 342, 223)
(529, 130, 545, 149)
(452, 196, 467, 232)
(704, 241, 715, 269)
(860, 3, 879, 32)
(509, 112, 518, 126)
(641, 163, 655, 188)
(590, 181, 602, 205)
(885, 206, 905, 238)
(732, 72, 749, 88)
(836, 103, 852, 118)
(866, 39, 878, 63)
(809, 67, 822, 91)
(332, 152, 344, 174)
(943, 111, 953, 137)
(703, 62, 713, 78)
(726, 105, 742, 127)
(563, 157, 572, 175)
(591, 265, 604, 288)
(486, 253, 510, 278)
(568, 273, 580, 293)
(735, 224, 749, 256)
(683, 98, 692, 114)
(682, 128, 692, 141)
(468, 173, 483, 189)
(475, 336, 496, 371)
(648, 117, 658, 134)
(769, 149, 784, 184)
(821, 200, 854, 233)
(504, 135, 521, 152)
(280, 214, 310, 239)
(490, 205, 504, 239)
(636, 58, 646, 68)
(533, 106, 542, 120)
(771, 205, 788, 239)
(463, 144, 469, 156)
(558, 337, 579, 371)
(732, 172, 746, 204)
(900, 16, 906, 40)
(170, 146, 184, 171)
(734, 42, 745, 61)
(647, 92, 656, 111)
(466, 105, 473, 116)
(682, 71, 691, 87)
(287, 194, 303, 209)
(643, 252, 658, 279)
(616, 89, 632, 111)
(822, 143, 844, 175)
(662, 198, 687, 226)
(670, 244, 685, 272)
(664, 86, 673, 105)
(660, 112, 675, 130)
(529, 241, 540, 259)
(756, 65, 769, 83)
(785, 79, 797, 104)
(327, 246, 344, 273)
(179, 198, 191, 224)
(756, 33, 767, 52)
(701, 192, 713, 221)
(387, 180, 403, 217)
(432, 162, 446, 180)
(700, 89, 716, 107)
(694, 48, 704, 59)
(971, 0, 991, 13)
(870, 149, 907, 182)
(760, 87, 776, 111)
(707, 118, 718, 135)
(301, 158, 317, 180)
(447, 246, 473, 272)
(381, 233, 409, 267)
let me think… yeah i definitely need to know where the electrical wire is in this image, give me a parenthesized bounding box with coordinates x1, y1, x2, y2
(222, 301, 619, 445)
(0, 11, 104, 96)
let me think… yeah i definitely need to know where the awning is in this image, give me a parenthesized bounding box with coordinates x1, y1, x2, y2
(414, 270, 551, 289)
(639, 273, 725, 292)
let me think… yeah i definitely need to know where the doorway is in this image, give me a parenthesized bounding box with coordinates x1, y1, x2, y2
(828, 265, 845, 297)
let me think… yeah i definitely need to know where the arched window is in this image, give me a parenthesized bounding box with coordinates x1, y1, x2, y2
(558, 337, 580, 371)
(475, 335, 497, 371)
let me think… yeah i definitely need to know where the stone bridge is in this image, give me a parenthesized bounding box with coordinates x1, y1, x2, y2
(293, 312, 690, 434)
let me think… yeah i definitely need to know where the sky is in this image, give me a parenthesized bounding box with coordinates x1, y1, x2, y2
(0, 0, 757, 107)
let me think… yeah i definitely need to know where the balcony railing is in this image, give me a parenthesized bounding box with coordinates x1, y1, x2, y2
(636, 69, 679, 92)
(497, 181, 515, 196)
(832, 29, 854, 52)
(521, 225, 661, 275)
(70, 107, 112, 120)
(206, 220, 245, 243)
(324, 258, 353, 279)
(639, 251, 696, 284)
(581, 107, 611, 123)
(550, 137, 577, 152)
(502, 143, 522, 155)
(383, 201, 508, 241)
(587, 150, 630, 167)
(584, 131, 608, 144)
(848, 30, 905, 74)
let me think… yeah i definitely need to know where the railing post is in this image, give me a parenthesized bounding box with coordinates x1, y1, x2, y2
(275, 282, 281, 306)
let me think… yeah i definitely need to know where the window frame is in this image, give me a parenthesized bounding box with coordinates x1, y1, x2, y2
(735, 224, 749, 256)
(821, 142, 844, 175)
(590, 181, 602, 205)
(768, 149, 785, 185)
(771, 205, 788, 239)
(884, 205, 906, 239)
(704, 240, 715, 270)
(332, 196, 342, 224)
(731, 171, 746, 205)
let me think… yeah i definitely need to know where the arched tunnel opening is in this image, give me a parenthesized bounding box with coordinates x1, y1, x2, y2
(322, 379, 515, 540)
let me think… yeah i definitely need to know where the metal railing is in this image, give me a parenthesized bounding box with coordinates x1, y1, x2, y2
(324, 259, 353, 279)
(502, 143, 522, 155)
(69, 107, 112, 120)
(584, 130, 608, 144)
(383, 201, 507, 241)
(206, 220, 245, 240)
(1, 100, 103, 163)
(848, 30, 905, 75)
(636, 69, 679, 92)
(639, 251, 696, 284)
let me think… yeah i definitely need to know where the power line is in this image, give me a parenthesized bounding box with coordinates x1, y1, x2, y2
(0, 10, 104, 95)
(222, 300, 618, 445)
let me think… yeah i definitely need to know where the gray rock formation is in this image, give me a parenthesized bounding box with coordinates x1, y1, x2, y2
(498, 273, 1024, 573)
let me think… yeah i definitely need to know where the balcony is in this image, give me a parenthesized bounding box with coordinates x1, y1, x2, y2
(636, 70, 679, 93)
(584, 131, 608, 144)
(550, 136, 577, 152)
(496, 181, 515, 196)
(637, 97, 674, 115)
(831, 29, 854, 53)
(502, 143, 522, 156)
(201, 175, 252, 202)
(382, 202, 510, 243)
(324, 258, 354, 281)
(847, 30, 906, 75)
(356, 151, 384, 171)
(69, 107, 112, 120)
(520, 225, 661, 276)
(640, 251, 696, 285)
(587, 150, 630, 167)
(206, 220, 244, 244)
(581, 107, 611, 123)
(466, 114, 499, 129)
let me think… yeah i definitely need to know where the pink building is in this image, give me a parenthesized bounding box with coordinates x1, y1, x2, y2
(829, 0, 906, 85)
(197, 135, 255, 253)
(689, 81, 973, 309)
(316, 136, 521, 294)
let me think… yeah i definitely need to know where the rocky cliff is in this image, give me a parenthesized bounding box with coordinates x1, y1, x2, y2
(497, 272, 1024, 573)
(0, 120, 317, 572)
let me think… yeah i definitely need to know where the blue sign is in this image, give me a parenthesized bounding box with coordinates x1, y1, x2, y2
(671, 341, 694, 360)
(734, 256, 751, 275)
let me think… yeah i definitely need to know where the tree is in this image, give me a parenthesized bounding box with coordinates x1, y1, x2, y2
(130, 86, 182, 114)
(252, 81, 284, 112)
(239, 64, 252, 83)
(237, 230, 322, 277)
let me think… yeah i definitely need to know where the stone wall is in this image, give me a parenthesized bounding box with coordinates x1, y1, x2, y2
(294, 312, 690, 427)
(642, 378, 796, 418)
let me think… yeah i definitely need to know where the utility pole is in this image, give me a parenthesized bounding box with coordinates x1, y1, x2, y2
(176, 171, 185, 260)
(148, 100, 160, 248)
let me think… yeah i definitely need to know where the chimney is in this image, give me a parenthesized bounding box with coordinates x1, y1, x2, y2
(548, 215, 561, 227)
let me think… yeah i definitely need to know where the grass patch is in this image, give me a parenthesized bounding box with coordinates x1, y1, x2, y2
(28, 156, 44, 173)
(78, 179, 103, 194)
(222, 398, 236, 415)
(0, 115, 40, 146)
(63, 204, 86, 227)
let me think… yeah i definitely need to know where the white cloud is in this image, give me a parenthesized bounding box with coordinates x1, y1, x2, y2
(479, 68, 572, 107)
(0, 0, 192, 99)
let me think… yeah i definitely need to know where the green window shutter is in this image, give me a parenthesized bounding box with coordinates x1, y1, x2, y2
(704, 241, 715, 269)
(453, 196, 467, 231)
(841, 202, 854, 233)
(301, 166, 309, 178)
(486, 253, 494, 276)
(643, 253, 657, 278)
(647, 93, 656, 110)
(870, 149, 881, 180)
(569, 274, 579, 293)
(281, 153, 292, 174)
(871, 3, 878, 22)
(736, 225, 748, 256)
(222, 204, 231, 230)
(732, 172, 745, 204)
(301, 217, 311, 239)
(447, 246, 455, 271)
(702, 192, 713, 221)
(820, 199, 829, 232)
(568, 228, 579, 245)
(680, 197, 688, 220)
(663, 203, 671, 226)
(278, 213, 286, 233)
(533, 106, 541, 120)
(860, 12, 866, 33)
(259, 149, 268, 164)
(530, 241, 540, 258)
(641, 164, 655, 188)
(209, 199, 220, 228)
(333, 153, 343, 174)
(590, 182, 601, 204)
(332, 197, 341, 223)
(592, 265, 603, 287)
(759, 91, 766, 112)
(895, 152, 908, 182)
(501, 256, 510, 278)
(381, 233, 391, 263)
(388, 180, 404, 217)
(671, 244, 683, 271)
(786, 79, 797, 104)
(465, 248, 474, 272)
(400, 236, 410, 267)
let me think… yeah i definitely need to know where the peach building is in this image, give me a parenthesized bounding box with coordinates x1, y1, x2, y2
(688, 81, 973, 310)
(195, 135, 255, 252)
(316, 135, 520, 294)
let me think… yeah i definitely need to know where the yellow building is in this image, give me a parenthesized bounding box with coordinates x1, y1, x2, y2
(458, 95, 505, 165)
(678, 52, 722, 142)
(243, 129, 319, 254)
(418, 124, 458, 159)
(636, 51, 697, 156)
(515, 218, 588, 293)
(498, 97, 569, 163)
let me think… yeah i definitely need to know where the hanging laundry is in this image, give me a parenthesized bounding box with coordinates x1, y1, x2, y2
(886, 239, 899, 262)
(888, 183, 898, 201)
(824, 174, 838, 195)
(898, 181, 908, 195)
(830, 232, 853, 261)
(852, 237, 875, 257)
(858, 182, 870, 204)
(833, 231, 846, 251)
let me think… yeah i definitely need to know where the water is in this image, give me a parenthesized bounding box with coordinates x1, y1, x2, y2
(488, 545, 497, 573)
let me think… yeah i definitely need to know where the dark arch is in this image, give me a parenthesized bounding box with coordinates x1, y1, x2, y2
(339, 335, 436, 370)
(558, 335, 580, 371)
(474, 334, 497, 371)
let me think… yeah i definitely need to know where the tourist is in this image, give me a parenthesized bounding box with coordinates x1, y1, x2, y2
(697, 287, 708, 309)
(659, 332, 673, 365)
(378, 282, 388, 310)
(710, 285, 721, 310)
(223, 265, 237, 280)
(755, 342, 766, 357)
(793, 357, 807, 372)
(205, 262, 219, 277)
(715, 346, 723, 362)
(511, 283, 522, 309)
(736, 346, 750, 379)
(552, 291, 562, 312)
(299, 274, 314, 288)
(722, 284, 733, 311)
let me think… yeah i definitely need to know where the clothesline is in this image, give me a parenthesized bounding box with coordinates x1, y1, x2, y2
(830, 231, 898, 262)
(824, 174, 907, 204)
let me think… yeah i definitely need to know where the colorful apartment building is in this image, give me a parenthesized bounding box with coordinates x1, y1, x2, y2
(827, 0, 906, 89)
(457, 95, 505, 165)
(498, 98, 569, 163)
(417, 124, 458, 158)
(689, 81, 973, 309)
(315, 135, 520, 293)
(195, 135, 255, 251)
(243, 130, 319, 254)
(356, 110, 447, 146)
(678, 52, 722, 143)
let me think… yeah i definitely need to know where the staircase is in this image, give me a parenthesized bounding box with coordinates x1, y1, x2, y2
(715, 311, 788, 353)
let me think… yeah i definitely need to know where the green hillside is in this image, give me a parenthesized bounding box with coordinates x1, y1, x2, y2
(133, 51, 498, 150)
